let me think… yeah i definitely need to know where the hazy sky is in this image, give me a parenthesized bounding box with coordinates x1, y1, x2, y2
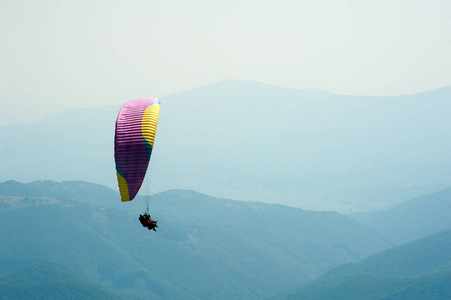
(1, 0, 450, 125)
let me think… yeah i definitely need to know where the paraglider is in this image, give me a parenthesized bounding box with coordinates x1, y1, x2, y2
(139, 214, 158, 231)
(114, 98, 161, 231)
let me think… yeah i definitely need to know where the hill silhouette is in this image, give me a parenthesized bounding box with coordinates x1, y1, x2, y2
(277, 230, 451, 300)
(351, 188, 451, 244)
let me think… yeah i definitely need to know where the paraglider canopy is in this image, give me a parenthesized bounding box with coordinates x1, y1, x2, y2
(114, 98, 161, 202)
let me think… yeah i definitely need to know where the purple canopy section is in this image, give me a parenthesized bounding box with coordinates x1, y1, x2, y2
(114, 98, 159, 201)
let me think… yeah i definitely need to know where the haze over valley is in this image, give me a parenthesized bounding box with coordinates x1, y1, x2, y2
(1, 1, 450, 298)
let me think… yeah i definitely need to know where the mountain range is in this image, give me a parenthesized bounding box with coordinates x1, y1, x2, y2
(1, 80, 450, 212)
(0, 180, 389, 299)
(1, 180, 450, 299)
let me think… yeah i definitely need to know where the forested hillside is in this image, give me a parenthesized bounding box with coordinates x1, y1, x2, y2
(0, 262, 130, 300)
(0, 180, 391, 299)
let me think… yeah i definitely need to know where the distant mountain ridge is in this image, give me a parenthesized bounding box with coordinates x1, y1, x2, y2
(351, 188, 451, 244)
(0, 180, 122, 208)
(0, 180, 392, 299)
(1, 80, 450, 211)
(277, 230, 451, 300)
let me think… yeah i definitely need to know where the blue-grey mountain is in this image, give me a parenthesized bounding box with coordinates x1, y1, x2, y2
(1, 81, 450, 212)
(351, 188, 451, 244)
(276, 230, 451, 300)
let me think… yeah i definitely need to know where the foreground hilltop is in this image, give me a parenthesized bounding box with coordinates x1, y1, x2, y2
(1, 180, 390, 299)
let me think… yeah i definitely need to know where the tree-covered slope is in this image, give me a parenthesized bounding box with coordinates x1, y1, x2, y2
(0, 180, 391, 299)
(0, 262, 130, 300)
